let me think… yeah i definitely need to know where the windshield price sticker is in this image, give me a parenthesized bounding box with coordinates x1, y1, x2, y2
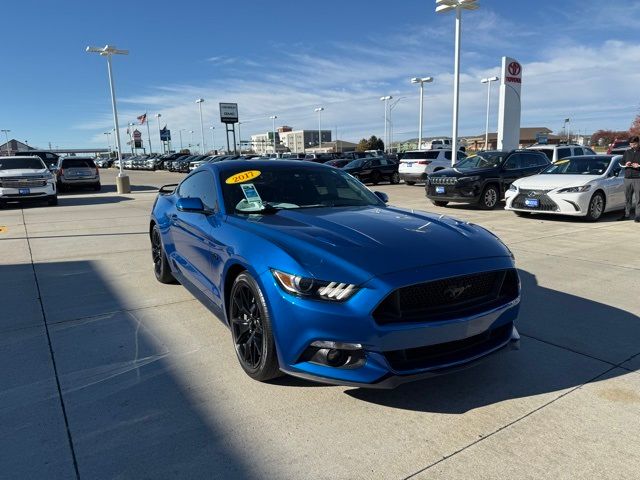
(226, 170, 261, 184)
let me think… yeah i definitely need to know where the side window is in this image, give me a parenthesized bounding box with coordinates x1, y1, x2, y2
(369, 159, 381, 167)
(178, 171, 218, 210)
(444, 151, 452, 161)
(556, 148, 571, 160)
(584, 147, 596, 155)
(379, 158, 389, 166)
(458, 151, 467, 159)
(573, 147, 584, 156)
(536, 155, 549, 167)
(503, 154, 521, 170)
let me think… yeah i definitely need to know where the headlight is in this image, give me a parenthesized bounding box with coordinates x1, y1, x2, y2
(557, 185, 591, 193)
(271, 269, 359, 302)
(458, 175, 481, 183)
(508, 184, 518, 192)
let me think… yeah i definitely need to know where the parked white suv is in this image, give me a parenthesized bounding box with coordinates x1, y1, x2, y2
(526, 143, 596, 163)
(0, 156, 57, 207)
(398, 149, 467, 185)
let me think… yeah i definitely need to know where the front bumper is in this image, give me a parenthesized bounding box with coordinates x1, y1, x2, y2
(0, 183, 56, 201)
(505, 190, 588, 216)
(399, 172, 427, 182)
(259, 256, 520, 388)
(60, 177, 99, 186)
(426, 182, 481, 203)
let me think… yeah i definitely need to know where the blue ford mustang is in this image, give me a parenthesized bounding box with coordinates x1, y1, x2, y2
(150, 160, 520, 388)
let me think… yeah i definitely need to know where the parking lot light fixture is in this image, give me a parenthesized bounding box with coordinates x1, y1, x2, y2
(481, 76, 499, 150)
(209, 126, 215, 152)
(196, 99, 205, 153)
(410, 77, 433, 150)
(189, 130, 194, 150)
(179, 129, 186, 150)
(270, 115, 278, 154)
(314, 107, 325, 149)
(380, 96, 392, 153)
(1, 129, 11, 155)
(85, 44, 130, 193)
(103, 131, 112, 152)
(435, 0, 479, 165)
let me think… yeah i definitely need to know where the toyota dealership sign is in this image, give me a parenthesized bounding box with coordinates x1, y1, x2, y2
(497, 56, 522, 151)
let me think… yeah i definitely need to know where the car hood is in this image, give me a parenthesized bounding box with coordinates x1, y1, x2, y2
(229, 206, 511, 281)
(0, 168, 50, 176)
(431, 166, 498, 177)
(513, 174, 601, 190)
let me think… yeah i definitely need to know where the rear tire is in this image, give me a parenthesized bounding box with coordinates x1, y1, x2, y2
(431, 200, 449, 207)
(390, 172, 400, 184)
(151, 225, 176, 284)
(371, 171, 381, 185)
(405, 181, 416, 186)
(479, 184, 499, 210)
(229, 272, 281, 382)
(94, 182, 101, 192)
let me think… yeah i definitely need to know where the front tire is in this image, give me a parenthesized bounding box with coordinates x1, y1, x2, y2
(585, 192, 605, 222)
(479, 184, 499, 210)
(151, 225, 176, 284)
(94, 182, 101, 191)
(405, 181, 416, 186)
(390, 172, 400, 184)
(431, 200, 449, 207)
(48, 195, 58, 206)
(229, 272, 281, 382)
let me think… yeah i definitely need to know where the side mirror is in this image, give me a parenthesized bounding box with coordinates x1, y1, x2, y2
(176, 197, 207, 214)
(374, 191, 389, 203)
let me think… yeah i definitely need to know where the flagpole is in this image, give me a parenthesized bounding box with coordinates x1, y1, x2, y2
(142, 113, 152, 154)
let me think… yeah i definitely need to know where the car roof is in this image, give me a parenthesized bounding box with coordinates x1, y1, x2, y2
(205, 159, 328, 174)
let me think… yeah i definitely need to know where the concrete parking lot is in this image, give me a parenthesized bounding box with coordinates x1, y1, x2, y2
(1, 168, 639, 480)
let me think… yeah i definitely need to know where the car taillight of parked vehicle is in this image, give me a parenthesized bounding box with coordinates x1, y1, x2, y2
(416, 160, 432, 165)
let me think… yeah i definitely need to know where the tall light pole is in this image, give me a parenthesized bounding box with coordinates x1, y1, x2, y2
(86, 44, 130, 192)
(189, 130, 194, 151)
(380, 96, 392, 153)
(435, 0, 479, 165)
(410, 77, 433, 150)
(179, 129, 186, 150)
(195, 98, 205, 153)
(104, 131, 112, 153)
(314, 107, 324, 150)
(210, 126, 215, 152)
(1, 129, 11, 155)
(270, 115, 277, 155)
(155, 113, 162, 154)
(388, 97, 405, 154)
(481, 76, 498, 150)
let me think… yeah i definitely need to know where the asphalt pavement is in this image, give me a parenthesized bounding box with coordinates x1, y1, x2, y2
(1, 168, 639, 480)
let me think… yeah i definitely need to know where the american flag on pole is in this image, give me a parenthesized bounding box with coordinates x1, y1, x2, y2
(137, 113, 147, 125)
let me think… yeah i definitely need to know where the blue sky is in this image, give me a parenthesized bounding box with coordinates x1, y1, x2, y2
(2, 0, 640, 151)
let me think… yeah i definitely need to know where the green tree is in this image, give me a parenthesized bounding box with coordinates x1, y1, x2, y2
(629, 115, 640, 137)
(356, 138, 369, 152)
(368, 135, 384, 151)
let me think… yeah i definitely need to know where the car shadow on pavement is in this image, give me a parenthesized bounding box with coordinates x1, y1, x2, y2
(1, 259, 260, 479)
(100, 184, 159, 194)
(346, 269, 639, 412)
(57, 195, 134, 207)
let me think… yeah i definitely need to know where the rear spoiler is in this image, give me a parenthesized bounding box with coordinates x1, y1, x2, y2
(158, 183, 178, 194)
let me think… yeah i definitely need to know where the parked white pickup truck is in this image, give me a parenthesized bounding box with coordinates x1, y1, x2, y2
(0, 156, 57, 207)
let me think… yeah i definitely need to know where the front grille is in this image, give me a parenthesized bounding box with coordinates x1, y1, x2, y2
(384, 322, 513, 371)
(373, 269, 519, 325)
(0, 177, 48, 188)
(429, 177, 457, 186)
(512, 189, 558, 211)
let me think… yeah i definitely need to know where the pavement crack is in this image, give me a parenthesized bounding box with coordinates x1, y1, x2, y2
(21, 208, 81, 480)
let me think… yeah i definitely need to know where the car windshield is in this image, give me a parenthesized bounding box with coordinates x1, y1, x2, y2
(542, 157, 611, 175)
(221, 165, 384, 213)
(454, 152, 503, 170)
(0, 157, 46, 170)
(534, 149, 554, 161)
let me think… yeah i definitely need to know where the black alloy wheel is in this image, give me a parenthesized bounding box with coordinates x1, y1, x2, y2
(390, 172, 400, 184)
(431, 200, 449, 207)
(229, 272, 280, 381)
(151, 225, 176, 284)
(479, 184, 499, 210)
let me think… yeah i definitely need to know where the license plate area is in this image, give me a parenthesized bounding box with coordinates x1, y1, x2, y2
(525, 198, 539, 208)
(435, 186, 445, 194)
(19, 188, 30, 195)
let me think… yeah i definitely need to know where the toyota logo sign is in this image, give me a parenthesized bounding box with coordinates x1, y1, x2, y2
(508, 62, 521, 76)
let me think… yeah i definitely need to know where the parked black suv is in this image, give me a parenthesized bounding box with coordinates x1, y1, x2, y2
(343, 157, 400, 185)
(425, 150, 550, 209)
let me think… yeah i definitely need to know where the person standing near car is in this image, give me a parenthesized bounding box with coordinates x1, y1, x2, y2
(619, 136, 640, 222)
